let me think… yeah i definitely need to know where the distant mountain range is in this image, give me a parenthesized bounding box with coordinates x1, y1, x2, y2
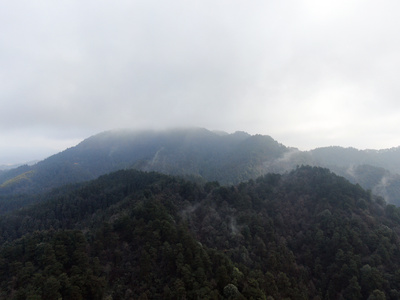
(0, 160, 38, 171)
(269, 146, 400, 205)
(1, 127, 400, 205)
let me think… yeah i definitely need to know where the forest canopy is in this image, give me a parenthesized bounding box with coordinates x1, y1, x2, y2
(1, 166, 400, 299)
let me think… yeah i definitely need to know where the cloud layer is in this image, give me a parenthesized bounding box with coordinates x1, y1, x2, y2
(1, 0, 400, 163)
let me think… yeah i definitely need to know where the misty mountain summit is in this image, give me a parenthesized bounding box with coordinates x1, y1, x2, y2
(1, 127, 400, 206)
(0, 128, 289, 195)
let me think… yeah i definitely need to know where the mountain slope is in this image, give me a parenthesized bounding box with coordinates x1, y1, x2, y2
(2, 127, 400, 206)
(264, 146, 400, 205)
(1, 167, 400, 299)
(0, 128, 289, 196)
(307, 147, 400, 205)
(309, 146, 400, 174)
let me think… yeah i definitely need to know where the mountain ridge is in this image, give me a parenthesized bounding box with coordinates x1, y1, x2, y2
(2, 127, 400, 206)
(0, 128, 288, 196)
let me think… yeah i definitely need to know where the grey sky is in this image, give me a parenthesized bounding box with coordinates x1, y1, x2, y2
(1, 0, 400, 164)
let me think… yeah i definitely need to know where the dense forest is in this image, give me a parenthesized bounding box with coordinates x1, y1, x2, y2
(1, 166, 400, 299)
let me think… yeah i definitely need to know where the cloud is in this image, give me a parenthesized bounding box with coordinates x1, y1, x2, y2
(1, 0, 400, 162)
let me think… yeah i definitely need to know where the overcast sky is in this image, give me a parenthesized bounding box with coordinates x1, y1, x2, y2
(1, 0, 400, 164)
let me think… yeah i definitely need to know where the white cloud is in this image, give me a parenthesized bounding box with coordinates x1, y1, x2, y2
(1, 0, 400, 162)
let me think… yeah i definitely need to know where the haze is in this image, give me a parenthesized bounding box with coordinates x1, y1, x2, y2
(2, 0, 400, 164)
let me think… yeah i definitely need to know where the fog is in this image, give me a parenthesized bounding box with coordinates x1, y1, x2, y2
(2, 0, 400, 164)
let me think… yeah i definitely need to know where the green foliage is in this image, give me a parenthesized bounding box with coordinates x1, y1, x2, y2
(0, 166, 400, 298)
(0, 170, 35, 189)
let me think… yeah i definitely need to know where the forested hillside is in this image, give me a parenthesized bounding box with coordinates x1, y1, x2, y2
(1, 166, 400, 299)
(2, 128, 400, 206)
(302, 147, 400, 205)
(0, 128, 289, 196)
(308, 146, 400, 174)
(262, 146, 400, 205)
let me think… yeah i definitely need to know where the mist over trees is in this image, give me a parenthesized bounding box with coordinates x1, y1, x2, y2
(1, 167, 400, 298)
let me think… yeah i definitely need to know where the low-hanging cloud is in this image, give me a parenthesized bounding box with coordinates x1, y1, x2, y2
(2, 0, 400, 163)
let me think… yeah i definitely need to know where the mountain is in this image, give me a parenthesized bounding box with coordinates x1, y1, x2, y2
(309, 146, 400, 174)
(1, 166, 400, 299)
(2, 127, 400, 206)
(273, 146, 400, 205)
(0, 128, 289, 196)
